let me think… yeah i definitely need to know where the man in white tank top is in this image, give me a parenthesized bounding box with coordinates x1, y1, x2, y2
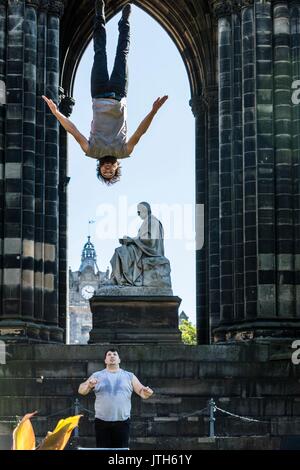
(78, 348, 153, 449)
(43, 1, 168, 185)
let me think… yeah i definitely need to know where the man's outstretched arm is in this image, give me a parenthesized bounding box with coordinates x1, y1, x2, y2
(42, 96, 89, 154)
(78, 377, 98, 396)
(126, 95, 168, 154)
(132, 375, 154, 400)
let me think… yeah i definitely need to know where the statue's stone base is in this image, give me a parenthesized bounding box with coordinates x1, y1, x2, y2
(89, 293, 182, 344)
(94, 286, 174, 296)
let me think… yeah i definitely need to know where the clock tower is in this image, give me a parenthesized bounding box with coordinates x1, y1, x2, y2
(68, 237, 109, 343)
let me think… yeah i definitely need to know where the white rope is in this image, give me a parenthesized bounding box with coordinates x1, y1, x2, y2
(215, 406, 270, 424)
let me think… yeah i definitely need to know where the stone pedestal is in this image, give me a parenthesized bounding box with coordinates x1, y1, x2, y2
(88, 288, 182, 344)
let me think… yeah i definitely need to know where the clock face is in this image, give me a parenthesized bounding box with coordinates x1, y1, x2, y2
(81, 285, 95, 300)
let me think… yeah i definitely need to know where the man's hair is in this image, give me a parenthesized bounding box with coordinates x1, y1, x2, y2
(104, 348, 120, 360)
(96, 156, 122, 186)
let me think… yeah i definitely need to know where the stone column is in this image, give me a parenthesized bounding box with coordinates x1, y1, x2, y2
(190, 94, 209, 344)
(22, 0, 38, 319)
(58, 90, 74, 337)
(241, 0, 257, 322)
(290, 0, 300, 317)
(210, 0, 247, 338)
(255, 0, 275, 318)
(3, 0, 25, 320)
(0, 1, 6, 308)
(210, 0, 300, 340)
(207, 86, 220, 335)
(232, 5, 244, 322)
(218, 3, 235, 325)
(43, 0, 64, 340)
(273, 0, 293, 318)
(0, 0, 64, 342)
(34, 0, 47, 327)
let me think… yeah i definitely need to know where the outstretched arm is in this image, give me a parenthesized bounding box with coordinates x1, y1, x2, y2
(42, 96, 89, 154)
(132, 375, 154, 400)
(78, 377, 98, 396)
(126, 95, 168, 154)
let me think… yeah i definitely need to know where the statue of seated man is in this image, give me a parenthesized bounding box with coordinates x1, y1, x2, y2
(108, 202, 171, 288)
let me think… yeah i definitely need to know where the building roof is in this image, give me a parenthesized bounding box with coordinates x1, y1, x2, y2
(79, 236, 100, 274)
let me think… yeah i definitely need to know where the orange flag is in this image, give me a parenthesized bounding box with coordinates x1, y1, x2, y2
(12, 411, 37, 450)
(12, 413, 82, 451)
(36, 415, 82, 451)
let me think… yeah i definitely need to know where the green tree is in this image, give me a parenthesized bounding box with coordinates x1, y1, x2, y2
(179, 320, 197, 345)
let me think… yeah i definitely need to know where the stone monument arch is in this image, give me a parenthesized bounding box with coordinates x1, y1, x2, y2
(59, 0, 214, 99)
(1, 0, 300, 345)
(60, 0, 216, 345)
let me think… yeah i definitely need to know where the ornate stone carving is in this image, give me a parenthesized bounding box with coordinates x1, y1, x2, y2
(204, 85, 218, 108)
(25, 0, 40, 8)
(210, 0, 254, 20)
(59, 94, 75, 117)
(58, 86, 75, 117)
(189, 95, 207, 118)
(241, 0, 254, 7)
(47, 0, 64, 17)
(210, 0, 234, 19)
(58, 176, 71, 191)
(39, 0, 49, 12)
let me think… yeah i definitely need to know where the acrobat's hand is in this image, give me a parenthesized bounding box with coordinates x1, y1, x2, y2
(152, 95, 168, 114)
(42, 95, 58, 115)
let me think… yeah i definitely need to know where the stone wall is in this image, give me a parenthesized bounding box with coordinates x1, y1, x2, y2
(0, 342, 299, 449)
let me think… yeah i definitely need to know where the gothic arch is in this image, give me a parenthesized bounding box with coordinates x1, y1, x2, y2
(59, 0, 217, 344)
(60, 0, 216, 98)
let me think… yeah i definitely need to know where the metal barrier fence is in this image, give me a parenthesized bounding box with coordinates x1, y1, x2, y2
(1, 396, 300, 443)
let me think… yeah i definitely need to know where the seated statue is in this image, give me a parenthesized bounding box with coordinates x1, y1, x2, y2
(108, 202, 172, 288)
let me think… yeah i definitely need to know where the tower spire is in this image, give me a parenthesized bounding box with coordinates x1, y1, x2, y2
(79, 236, 99, 273)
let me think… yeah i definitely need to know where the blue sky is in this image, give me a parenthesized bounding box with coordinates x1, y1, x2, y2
(68, 5, 196, 324)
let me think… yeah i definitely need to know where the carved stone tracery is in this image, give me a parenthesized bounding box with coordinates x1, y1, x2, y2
(189, 94, 208, 118)
(210, 0, 254, 19)
(47, 0, 64, 17)
(25, 0, 40, 9)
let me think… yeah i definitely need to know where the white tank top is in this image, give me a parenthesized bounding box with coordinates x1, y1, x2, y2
(91, 368, 134, 421)
(86, 98, 130, 159)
